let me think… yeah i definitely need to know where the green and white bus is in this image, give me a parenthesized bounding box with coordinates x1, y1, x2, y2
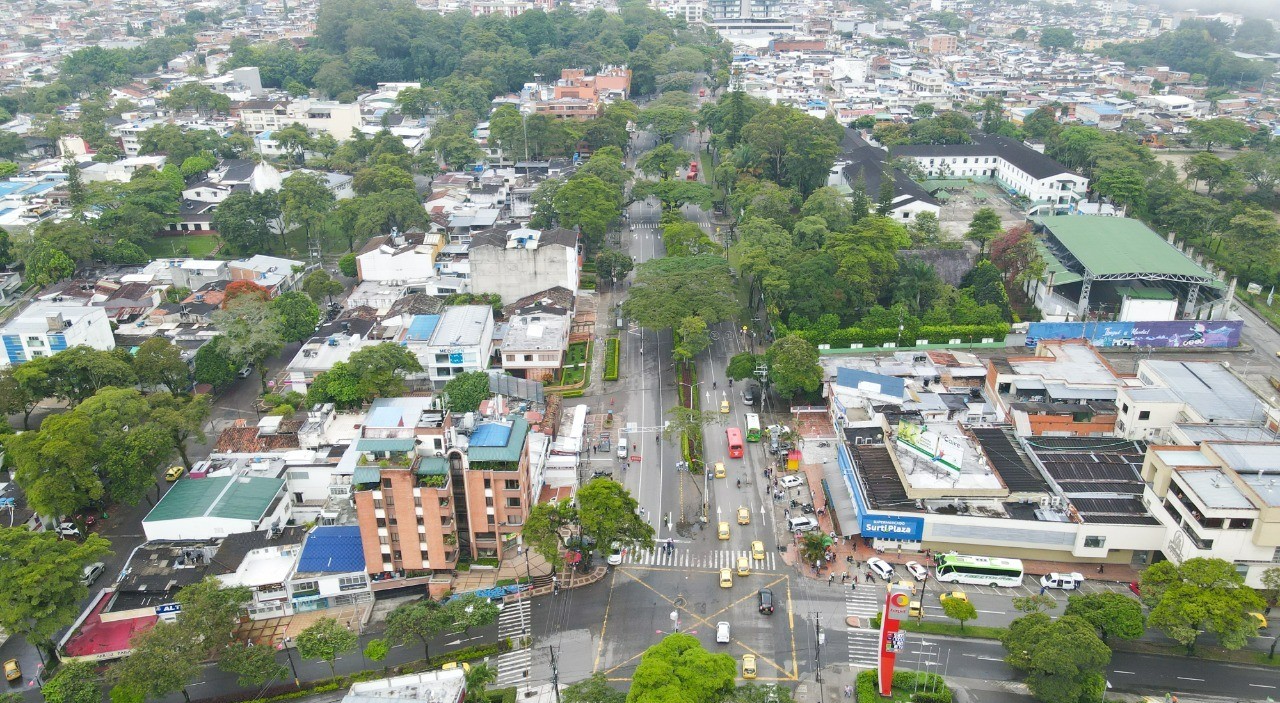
(745, 414, 762, 442)
(934, 553, 1024, 587)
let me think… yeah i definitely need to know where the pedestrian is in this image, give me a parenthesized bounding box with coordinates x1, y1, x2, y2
(829, 574, 835, 586)
(854, 574, 859, 583)
(844, 685, 853, 699)
(1097, 564, 1105, 574)
(867, 570, 874, 582)
(784, 508, 790, 519)
(842, 573, 848, 584)
(1039, 585, 1047, 595)
(830, 530, 837, 541)
(851, 580, 857, 591)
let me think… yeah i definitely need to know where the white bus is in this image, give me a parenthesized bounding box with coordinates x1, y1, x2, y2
(745, 413, 762, 442)
(934, 553, 1025, 587)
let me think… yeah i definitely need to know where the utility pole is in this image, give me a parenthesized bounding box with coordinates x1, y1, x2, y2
(549, 646, 562, 703)
(814, 611, 824, 698)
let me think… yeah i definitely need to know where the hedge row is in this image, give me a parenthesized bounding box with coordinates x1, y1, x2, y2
(787, 323, 1010, 349)
(603, 338, 620, 381)
(856, 669, 952, 703)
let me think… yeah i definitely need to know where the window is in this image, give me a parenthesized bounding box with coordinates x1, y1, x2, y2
(485, 497, 494, 506)
(506, 497, 521, 508)
(339, 575, 367, 591)
(1138, 410, 1151, 420)
(413, 496, 422, 507)
(504, 479, 520, 490)
(373, 499, 383, 509)
(1083, 536, 1105, 549)
(382, 478, 392, 489)
(293, 581, 318, 594)
(524, 354, 533, 362)
(1121, 403, 1129, 415)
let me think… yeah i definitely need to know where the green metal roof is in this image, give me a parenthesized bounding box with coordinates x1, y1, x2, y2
(355, 438, 416, 452)
(1035, 240, 1082, 286)
(466, 417, 529, 463)
(1038, 216, 1215, 281)
(353, 467, 381, 485)
(416, 457, 448, 475)
(144, 476, 284, 523)
(1115, 285, 1176, 300)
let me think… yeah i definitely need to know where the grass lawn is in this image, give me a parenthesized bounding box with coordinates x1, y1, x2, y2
(144, 234, 222, 259)
(899, 619, 1008, 640)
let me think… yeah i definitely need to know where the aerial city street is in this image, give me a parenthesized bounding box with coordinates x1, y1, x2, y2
(0, 1, 1279, 703)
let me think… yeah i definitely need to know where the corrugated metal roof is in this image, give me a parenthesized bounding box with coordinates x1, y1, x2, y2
(353, 466, 381, 484)
(417, 457, 448, 475)
(467, 417, 528, 463)
(143, 476, 283, 522)
(1039, 216, 1216, 281)
(355, 438, 416, 452)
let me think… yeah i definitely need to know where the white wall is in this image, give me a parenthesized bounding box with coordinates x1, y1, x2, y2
(1119, 297, 1178, 322)
(357, 248, 438, 284)
(142, 517, 256, 541)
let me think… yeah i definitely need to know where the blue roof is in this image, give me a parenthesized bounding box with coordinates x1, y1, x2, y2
(470, 422, 512, 447)
(406, 315, 441, 341)
(834, 368, 906, 399)
(1082, 103, 1121, 115)
(367, 405, 406, 428)
(0, 182, 24, 198)
(297, 526, 366, 574)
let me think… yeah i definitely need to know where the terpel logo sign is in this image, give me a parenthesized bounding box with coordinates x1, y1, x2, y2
(860, 515, 925, 541)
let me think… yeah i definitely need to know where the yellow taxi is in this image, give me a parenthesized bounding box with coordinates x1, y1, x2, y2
(736, 556, 751, 576)
(719, 568, 733, 588)
(718, 521, 730, 540)
(939, 591, 968, 605)
(751, 540, 766, 561)
(886, 580, 917, 596)
(1251, 612, 1269, 630)
(165, 465, 185, 482)
(908, 601, 923, 619)
(741, 654, 757, 679)
(736, 506, 750, 525)
(441, 661, 471, 673)
(714, 462, 726, 479)
(720, 398, 730, 413)
(3, 659, 19, 682)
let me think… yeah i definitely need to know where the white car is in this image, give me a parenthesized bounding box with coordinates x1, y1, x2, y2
(1040, 572, 1085, 590)
(617, 442, 628, 459)
(607, 542, 624, 566)
(56, 522, 81, 539)
(80, 562, 106, 587)
(779, 475, 803, 489)
(867, 557, 895, 581)
(905, 561, 928, 582)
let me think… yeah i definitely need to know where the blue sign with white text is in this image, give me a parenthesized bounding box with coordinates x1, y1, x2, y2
(860, 514, 924, 541)
(155, 603, 182, 615)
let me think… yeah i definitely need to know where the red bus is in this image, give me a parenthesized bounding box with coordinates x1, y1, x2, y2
(726, 428, 744, 459)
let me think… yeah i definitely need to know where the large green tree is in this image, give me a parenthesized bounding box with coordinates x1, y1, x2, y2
(1063, 592, 1144, 644)
(133, 337, 193, 394)
(1002, 614, 1109, 703)
(442, 370, 491, 413)
(270, 291, 322, 343)
(765, 335, 822, 399)
(1140, 557, 1265, 653)
(0, 528, 112, 651)
(627, 633, 736, 703)
(41, 660, 102, 703)
(211, 191, 281, 255)
(213, 297, 284, 393)
(1187, 118, 1251, 151)
(307, 342, 423, 409)
(295, 617, 358, 678)
(552, 174, 621, 252)
(577, 477, 655, 556)
(622, 255, 736, 331)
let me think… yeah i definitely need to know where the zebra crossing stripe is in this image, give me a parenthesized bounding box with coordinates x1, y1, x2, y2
(625, 548, 777, 571)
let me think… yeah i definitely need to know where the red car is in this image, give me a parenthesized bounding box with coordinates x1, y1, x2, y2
(1128, 581, 1141, 596)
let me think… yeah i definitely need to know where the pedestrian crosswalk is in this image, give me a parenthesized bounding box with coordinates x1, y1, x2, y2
(623, 547, 779, 571)
(629, 221, 660, 229)
(846, 583, 883, 667)
(494, 597, 531, 686)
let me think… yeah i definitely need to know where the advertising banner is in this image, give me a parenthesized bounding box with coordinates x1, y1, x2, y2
(1026, 320, 1241, 349)
(860, 514, 925, 541)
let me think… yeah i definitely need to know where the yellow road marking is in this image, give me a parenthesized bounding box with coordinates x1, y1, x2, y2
(593, 567, 619, 673)
(786, 579, 798, 679)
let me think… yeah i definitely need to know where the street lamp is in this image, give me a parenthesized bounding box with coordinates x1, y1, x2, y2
(278, 636, 300, 687)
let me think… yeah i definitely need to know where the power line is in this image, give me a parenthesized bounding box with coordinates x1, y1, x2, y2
(548, 646, 562, 703)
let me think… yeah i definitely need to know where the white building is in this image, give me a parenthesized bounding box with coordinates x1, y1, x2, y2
(468, 226, 579, 303)
(0, 301, 115, 366)
(890, 133, 1089, 210)
(355, 230, 443, 284)
(289, 525, 373, 615)
(141, 475, 291, 541)
(236, 99, 362, 141)
(342, 669, 466, 703)
(399, 306, 496, 389)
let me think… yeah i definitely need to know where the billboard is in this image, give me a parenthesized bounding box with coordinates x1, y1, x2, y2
(1026, 320, 1242, 349)
(860, 514, 925, 541)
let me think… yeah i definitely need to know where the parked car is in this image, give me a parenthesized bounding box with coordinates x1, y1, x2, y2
(1040, 572, 1085, 590)
(607, 542, 624, 566)
(786, 516, 819, 532)
(716, 621, 731, 644)
(1127, 581, 1141, 597)
(165, 465, 185, 482)
(867, 557, 895, 581)
(3, 659, 19, 682)
(56, 522, 80, 539)
(905, 561, 927, 581)
(779, 475, 803, 489)
(80, 562, 106, 587)
(237, 366, 253, 379)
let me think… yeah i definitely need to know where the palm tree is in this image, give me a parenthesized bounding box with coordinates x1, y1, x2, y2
(465, 664, 498, 703)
